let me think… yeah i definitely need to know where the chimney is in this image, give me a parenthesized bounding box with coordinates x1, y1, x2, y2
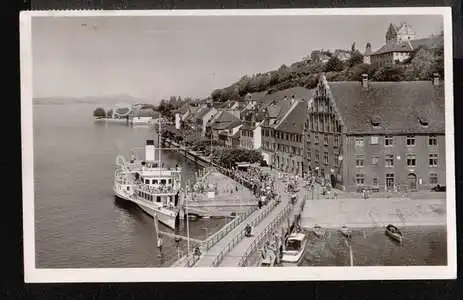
(432, 73, 440, 86)
(145, 140, 155, 162)
(361, 73, 369, 89)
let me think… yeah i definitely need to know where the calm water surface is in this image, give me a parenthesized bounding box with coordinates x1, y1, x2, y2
(34, 100, 230, 268)
(34, 101, 447, 268)
(302, 226, 446, 266)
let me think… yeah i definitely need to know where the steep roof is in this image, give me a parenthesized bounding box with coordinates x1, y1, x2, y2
(372, 41, 414, 55)
(275, 100, 308, 134)
(211, 110, 241, 130)
(196, 107, 213, 120)
(373, 35, 441, 56)
(245, 91, 269, 103)
(327, 80, 445, 135)
(261, 86, 314, 107)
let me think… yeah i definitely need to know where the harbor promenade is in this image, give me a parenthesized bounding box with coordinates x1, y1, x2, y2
(194, 171, 307, 267)
(219, 180, 307, 267)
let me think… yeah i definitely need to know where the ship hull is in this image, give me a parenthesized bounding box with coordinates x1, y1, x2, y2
(114, 187, 177, 230)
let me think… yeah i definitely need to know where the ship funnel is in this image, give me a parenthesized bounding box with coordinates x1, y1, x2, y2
(145, 140, 155, 161)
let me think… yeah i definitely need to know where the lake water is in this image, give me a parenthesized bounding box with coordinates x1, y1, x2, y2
(302, 226, 446, 266)
(33, 100, 447, 268)
(33, 100, 230, 268)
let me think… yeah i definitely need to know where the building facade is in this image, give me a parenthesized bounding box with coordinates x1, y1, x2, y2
(365, 22, 442, 68)
(304, 74, 445, 192)
(260, 87, 313, 175)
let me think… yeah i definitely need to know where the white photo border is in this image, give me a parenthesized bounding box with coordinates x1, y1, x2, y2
(20, 7, 456, 283)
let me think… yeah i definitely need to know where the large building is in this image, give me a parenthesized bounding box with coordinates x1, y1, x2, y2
(208, 110, 242, 147)
(303, 73, 445, 192)
(364, 23, 443, 67)
(239, 91, 271, 150)
(260, 87, 313, 175)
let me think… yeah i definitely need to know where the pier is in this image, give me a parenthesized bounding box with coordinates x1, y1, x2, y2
(162, 136, 308, 267)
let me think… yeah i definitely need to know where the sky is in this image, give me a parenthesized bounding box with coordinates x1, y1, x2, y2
(31, 14, 443, 102)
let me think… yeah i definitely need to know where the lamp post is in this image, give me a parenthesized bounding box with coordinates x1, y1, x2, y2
(396, 155, 401, 192)
(315, 166, 320, 200)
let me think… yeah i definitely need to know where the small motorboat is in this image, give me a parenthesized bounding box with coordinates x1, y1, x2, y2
(339, 225, 352, 239)
(385, 224, 403, 243)
(257, 248, 276, 267)
(312, 225, 325, 238)
(280, 232, 308, 266)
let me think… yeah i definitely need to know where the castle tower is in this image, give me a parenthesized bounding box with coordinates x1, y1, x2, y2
(363, 42, 372, 65)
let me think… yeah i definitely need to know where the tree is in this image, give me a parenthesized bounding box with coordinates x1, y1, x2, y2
(93, 107, 106, 118)
(211, 89, 222, 102)
(324, 56, 345, 72)
(372, 65, 405, 81)
(408, 48, 435, 80)
(347, 50, 364, 68)
(346, 63, 377, 81)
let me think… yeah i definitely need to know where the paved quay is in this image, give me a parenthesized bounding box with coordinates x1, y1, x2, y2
(301, 197, 446, 229)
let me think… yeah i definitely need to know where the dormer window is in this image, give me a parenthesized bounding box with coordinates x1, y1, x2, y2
(418, 116, 429, 127)
(371, 116, 381, 128)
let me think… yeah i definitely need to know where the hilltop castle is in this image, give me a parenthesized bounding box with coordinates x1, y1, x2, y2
(363, 23, 441, 67)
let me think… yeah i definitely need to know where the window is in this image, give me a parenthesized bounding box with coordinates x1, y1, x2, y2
(315, 150, 320, 162)
(370, 136, 379, 144)
(307, 150, 311, 160)
(406, 135, 415, 146)
(314, 134, 319, 144)
(355, 174, 365, 185)
(386, 173, 395, 189)
(429, 153, 438, 167)
(371, 156, 379, 165)
(323, 135, 329, 145)
(407, 154, 416, 167)
(385, 154, 394, 167)
(324, 152, 329, 165)
(372, 178, 379, 186)
(384, 135, 393, 146)
(334, 135, 339, 147)
(355, 156, 364, 167)
(334, 153, 339, 162)
(355, 137, 364, 146)
(429, 135, 437, 146)
(429, 173, 438, 185)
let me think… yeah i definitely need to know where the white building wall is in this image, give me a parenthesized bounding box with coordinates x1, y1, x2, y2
(253, 122, 262, 149)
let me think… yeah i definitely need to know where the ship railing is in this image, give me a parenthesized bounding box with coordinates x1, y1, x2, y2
(135, 184, 177, 195)
(237, 201, 293, 267)
(209, 198, 280, 267)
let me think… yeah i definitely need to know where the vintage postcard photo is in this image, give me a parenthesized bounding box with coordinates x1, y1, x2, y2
(20, 8, 455, 282)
